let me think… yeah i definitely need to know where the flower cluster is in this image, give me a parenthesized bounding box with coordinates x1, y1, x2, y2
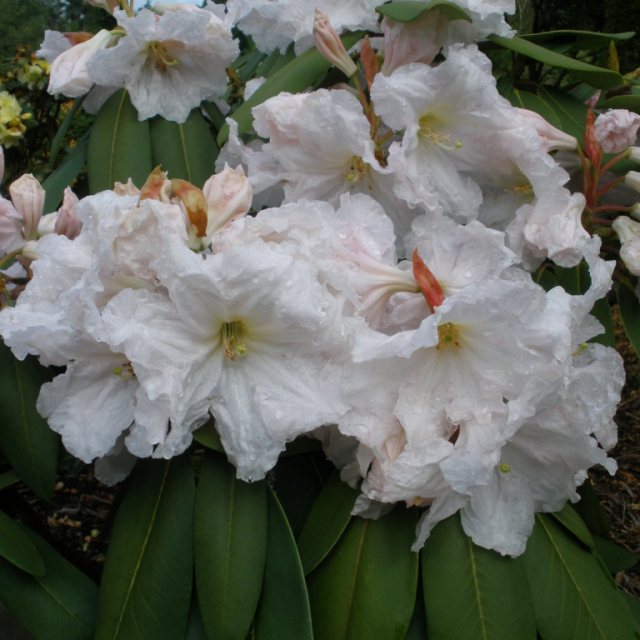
(0, 0, 628, 558)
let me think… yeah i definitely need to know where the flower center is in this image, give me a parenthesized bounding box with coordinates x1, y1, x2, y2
(113, 362, 135, 379)
(418, 113, 462, 151)
(146, 41, 179, 72)
(436, 322, 462, 350)
(221, 320, 247, 361)
(342, 156, 369, 183)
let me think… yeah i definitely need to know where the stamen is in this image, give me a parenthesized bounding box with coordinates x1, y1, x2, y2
(113, 362, 135, 379)
(221, 320, 247, 361)
(436, 323, 462, 350)
(418, 114, 462, 151)
(146, 41, 179, 71)
(342, 156, 369, 183)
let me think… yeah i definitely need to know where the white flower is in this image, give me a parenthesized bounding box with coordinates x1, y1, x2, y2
(227, 0, 381, 53)
(88, 7, 239, 122)
(102, 237, 351, 480)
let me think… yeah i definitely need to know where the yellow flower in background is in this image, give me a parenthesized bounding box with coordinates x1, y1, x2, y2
(0, 91, 31, 147)
(17, 60, 50, 88)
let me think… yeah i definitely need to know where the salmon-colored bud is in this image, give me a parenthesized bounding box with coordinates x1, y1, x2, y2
(171, 179, 207, 237)
(313, 10, 358, 78)
(360, 37, 379, 89)
(583, 110, 602, 166)
(63, 32, 94, 46)
(9, 173, 44, 240)
(140, 167, 171, 202)
(412, 249, 444, 309)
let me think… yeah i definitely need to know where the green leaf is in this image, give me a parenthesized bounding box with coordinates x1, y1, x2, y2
(49, 95, 86, 169)
(522, 514, 638, 640)
(297, 472, 358, 575)
(550, 504, 594, 549)
(150, 110, 218, 187)
(489, 35, 625, 90)
(43, 136, 88, 213)
(194, 452, 268, 640)
(254, 489, 313, 640)
(0, 528, 98, 640)
(87, 90, 153, 193)
(191, 419, 224, 452)
(273, 450, 333, 538)
(95, 458, 195, 640)
(217, 31, 364, 145)
(0, 511, 45, 576)
(308, 508, 419, 640)
(422, 515, 536, 640)
(593, 536, 638, 574)
(574, 480, 609, 537)
(375, 0, 471, 23)
(521, 30, 636, 52)
(403, 585, 427, 640)
(599, 95, 640, 114)
(590, 297, 616, 348)
(537, 85, 588, 140)
(617, 283, 640, 360)
(185, 599, 207, 640)
(0, 345, 58, 501)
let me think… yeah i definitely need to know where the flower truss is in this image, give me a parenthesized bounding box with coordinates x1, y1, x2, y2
(0, 0, 636, 564)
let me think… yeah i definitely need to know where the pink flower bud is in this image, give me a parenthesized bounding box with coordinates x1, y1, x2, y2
(203, 164, 252, 237)
(9, 174, 44, 240)
(48, 29, 115, 98)
(515, 108, 578, 151)
(594, 109, 640, 154)
(0, 197, 24, 254)
(381, 11, 447, 75)
(54, 188, 82, 239)
(313, 10, 358, 78)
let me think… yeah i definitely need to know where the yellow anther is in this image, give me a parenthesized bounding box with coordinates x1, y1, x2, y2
(146, 41, 179, 72)
(342, 156, 369, 183)
(436, 322, 462, 350)
(418, 114, 462, 151)
(221, 320, 247, 361)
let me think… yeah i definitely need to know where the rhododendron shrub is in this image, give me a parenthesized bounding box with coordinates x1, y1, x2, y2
(0, 1, 638, 638)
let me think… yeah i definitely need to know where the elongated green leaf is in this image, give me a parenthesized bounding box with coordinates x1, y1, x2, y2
(185, 599, 207, 640)
(522, 30, 635, 51)
(550, 504, 594, 549)
(422, 515, 536, 640)
(49, 95, 86, 168)
(537, 85, 588, 140)
(42, 136, 88, 216)
(617, 283, 640, 359)
(254, 489, 313, 640)
(593, 536, 638, 574)
(522, 514, 638, 640)
(217, 31, 363, 145)
(574, 480, 609, 537)
(297, 472, 358, 575)
(96, 458, 195, 640)
(0, 346, 57, 501)
(0, 528, 98, 640)
(88, 90, 153, 193)
(0, 511, 44, 576)
(150, 110, 217, 187)
(490, 35, 624, 90)
(403, 584, 427, 640)
(308, 508, 419, 640)
(376, 0, 471, 23)
(599, 94, 640, 114)
(194, 452, 267, 640)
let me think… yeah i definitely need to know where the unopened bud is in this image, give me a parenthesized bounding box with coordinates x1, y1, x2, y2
(412, 249, 444, 309)
(170, 179, 208, 239)
(203, 164, 252, 237)
(628, 147, 640, 163)
(22, 240, 39, 261)
(9, 174, 44, 240)
(313, 10, 358, 78)
(625, 170, 640, 194)
(54, 187, 82, 239)
(594, 109, 640, 154)
(630, 203, 640, 220)
(515, 108, 578, 151)
(613, 215, 640, 243)
(140, 167, 171, 202)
